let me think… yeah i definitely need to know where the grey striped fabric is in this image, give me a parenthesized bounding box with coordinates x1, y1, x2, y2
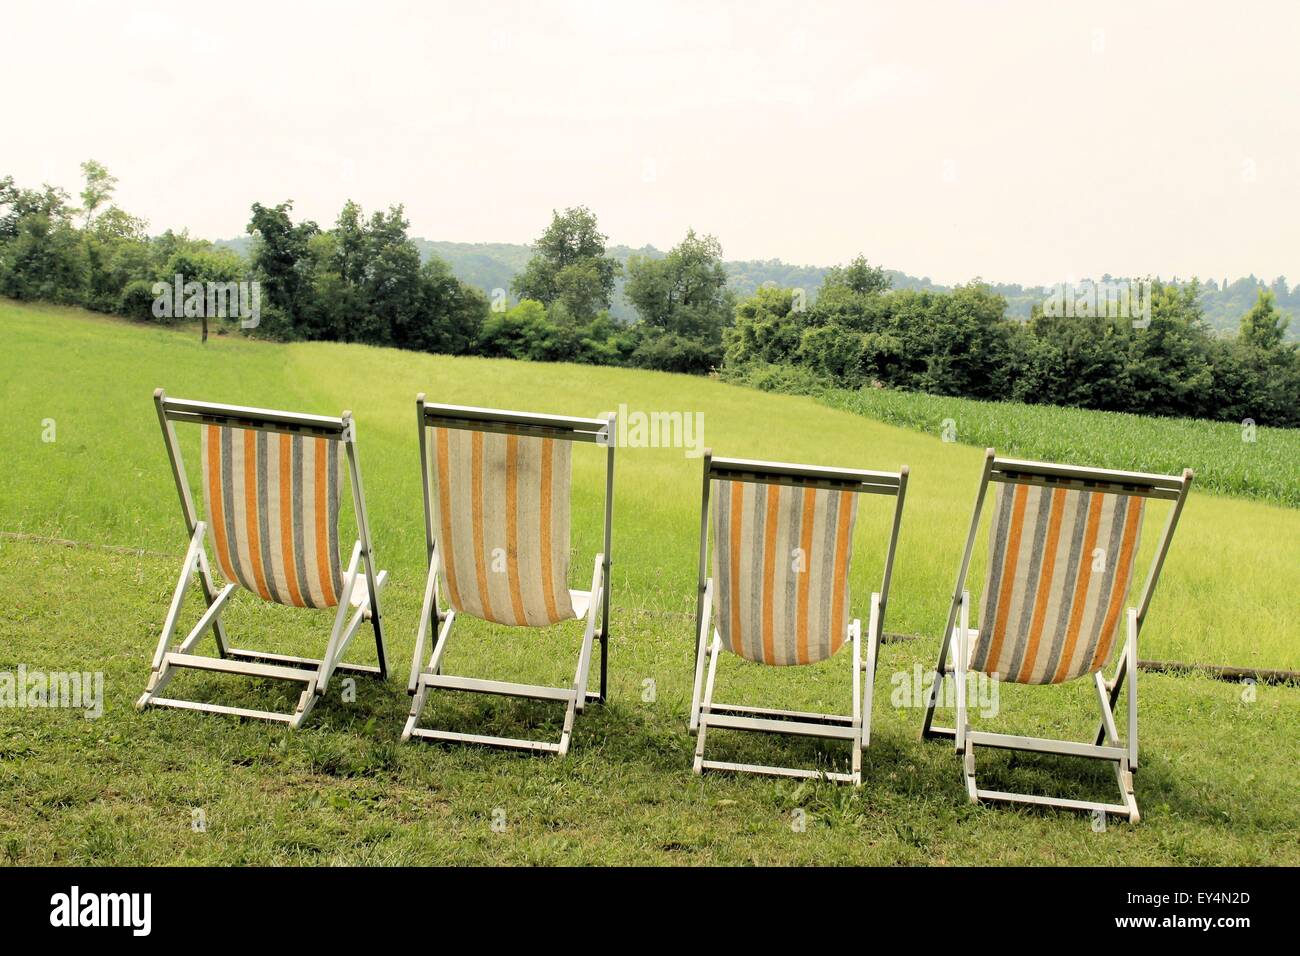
(970, 481, 1145, 684)
(711, 479, 858, 666)
(200, 424, 343, 608)
(430, 427, 577, 627)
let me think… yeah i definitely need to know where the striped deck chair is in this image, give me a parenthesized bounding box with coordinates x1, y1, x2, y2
(922, 450, 1193, 822)
(403, 396, 615, 756)
(138, 390, 388, 728)
(690, 453, 908, 784)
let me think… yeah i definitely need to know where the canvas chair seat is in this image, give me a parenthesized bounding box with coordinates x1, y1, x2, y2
(711, 479, 858, 666)
(200, 423, 345, 609)
(429, 425, 578, 626)
(971, 483, 1145, 685)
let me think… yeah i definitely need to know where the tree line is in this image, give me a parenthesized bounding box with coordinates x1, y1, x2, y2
(332, 238, 1300, 335)
(2, 162, 1297, 425)
(724, 259, 1300, 425)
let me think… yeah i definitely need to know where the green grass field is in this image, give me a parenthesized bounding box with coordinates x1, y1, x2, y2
(1, 299, 1296, 865)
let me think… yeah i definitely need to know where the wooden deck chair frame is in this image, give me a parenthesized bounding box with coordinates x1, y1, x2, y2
(403, 396, 615, 756)
(690, 452, 908, 785)
(138, 390, 389, 728)
(921, 449, 1192, 822)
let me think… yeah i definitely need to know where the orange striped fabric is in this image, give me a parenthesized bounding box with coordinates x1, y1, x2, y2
(711, 479, 858, 666)
(430, 427, 577, 627)
(970, 482, 1144, 684)
(200, 424, 343, 608)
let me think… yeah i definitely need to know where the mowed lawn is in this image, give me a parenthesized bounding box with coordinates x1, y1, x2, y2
(0, 299, 1296, 865)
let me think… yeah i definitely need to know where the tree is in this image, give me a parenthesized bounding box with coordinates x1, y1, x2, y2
(332, 200, 369, 286)
(1119, 280, 1215, 418)
(1225, 288, 1300, 425)
(256, 198, 488, 353)
(813, 255, 892, 329)
(724, 285, 804, 368)
(0, 177, 70, 240)
(82, 192, 150, 315)
(512, 206, 620, 322)
(78, 160, 118, 230)
(626, 230, 731, 330)
(624, 229, 734, 373)
(477, 299, 564, 361)
(416, 257, 487, 354)
(823, 254, 890, 296)
(299, 231, 356, 341)
(0, 180, 83, 303)
(247, 201, 320, 339)
(361, 204, 423, 347)
(1240, 289, 1290, 351)
(162, 245, 244, 341)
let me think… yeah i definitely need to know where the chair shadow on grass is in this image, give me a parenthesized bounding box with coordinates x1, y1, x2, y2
(920, 729, 1197, 823)
(674, 700, 1203, 825)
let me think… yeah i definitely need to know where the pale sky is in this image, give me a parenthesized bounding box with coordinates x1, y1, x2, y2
(5, 0, 1298, 286)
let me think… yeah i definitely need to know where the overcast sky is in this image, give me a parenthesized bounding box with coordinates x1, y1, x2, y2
(5, 0, 1298, 285)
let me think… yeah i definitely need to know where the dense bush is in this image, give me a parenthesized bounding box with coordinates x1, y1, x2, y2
(723, 258, 1300, 427)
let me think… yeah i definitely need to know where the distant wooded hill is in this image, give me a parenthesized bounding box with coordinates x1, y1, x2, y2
(213, 235, 1296, 336)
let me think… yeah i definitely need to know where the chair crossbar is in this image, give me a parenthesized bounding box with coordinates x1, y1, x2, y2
(163, 652, 315, 684)
(692, 616, 870, 784)
(703, 711, 860, 740)
(973, 788, 1134, 817)
(992, 471, 1182, 501)
(225, 648, 382, 677)
(991, 456, 1185, 492)
(160, 394, 346, 438)
(406, 727, 564, 754)
(708, 455, 901, 490)
(421, 400, 608, 443)
(706, 702, 854, 725)
(144, 697, 298, 724)
(966, 731, 1127, 761)
(418, 674, 577, 702)
(699, 759, 859, 784)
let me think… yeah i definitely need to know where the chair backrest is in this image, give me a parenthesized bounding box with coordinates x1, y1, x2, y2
(971, 483, 1143, 684)
(154, 391, 380, 615)
(703, 456, 907, 666)
(419, 400, 614, 628)
(200, 423, 343, 609)
(963, 455, 1192, 684)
